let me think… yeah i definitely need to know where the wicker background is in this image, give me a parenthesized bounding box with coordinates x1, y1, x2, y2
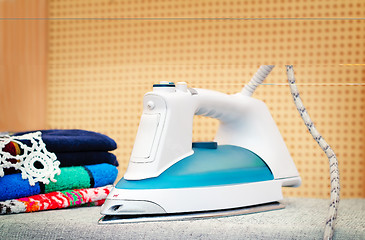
(46, 0, 365, 198)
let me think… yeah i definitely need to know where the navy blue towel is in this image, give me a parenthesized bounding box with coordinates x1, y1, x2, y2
(14, 129, 117, 153)
(56, 152, 118, 167)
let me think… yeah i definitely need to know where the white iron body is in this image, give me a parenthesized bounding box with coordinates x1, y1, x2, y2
(101, 82, 301, 217)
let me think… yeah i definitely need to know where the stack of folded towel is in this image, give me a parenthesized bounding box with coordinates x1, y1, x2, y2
(0, 130, 118, 214)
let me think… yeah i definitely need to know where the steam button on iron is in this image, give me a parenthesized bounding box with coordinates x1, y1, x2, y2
(176, 82, 188, 92)
(192, 142, 218, 149)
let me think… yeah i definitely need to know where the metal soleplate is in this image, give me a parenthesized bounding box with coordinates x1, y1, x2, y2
(98, 201, 284, 224)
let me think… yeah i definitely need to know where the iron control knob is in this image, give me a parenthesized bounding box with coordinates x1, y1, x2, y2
(147, 101, 155, 110)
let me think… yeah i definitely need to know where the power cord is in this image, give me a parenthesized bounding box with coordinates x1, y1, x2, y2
(285, 65, 340, 240)
(242, 65, 340, 240)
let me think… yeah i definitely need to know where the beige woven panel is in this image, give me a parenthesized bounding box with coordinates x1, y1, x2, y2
(47, 0, 365, 198)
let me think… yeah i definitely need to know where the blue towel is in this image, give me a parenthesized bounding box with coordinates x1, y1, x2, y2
(14, 129, 117, 153)
(0, 174, 41, 201)
(56, 152, 118, 167)
(0, 163, 118, 201)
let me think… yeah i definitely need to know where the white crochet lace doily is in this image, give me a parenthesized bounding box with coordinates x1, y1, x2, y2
(0, 132, 61, 186)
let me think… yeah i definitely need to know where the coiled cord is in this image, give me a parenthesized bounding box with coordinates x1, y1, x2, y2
(241, 65, 275, 96)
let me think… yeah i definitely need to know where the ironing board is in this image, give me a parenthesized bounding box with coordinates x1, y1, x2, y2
(0, 198, 363, 239)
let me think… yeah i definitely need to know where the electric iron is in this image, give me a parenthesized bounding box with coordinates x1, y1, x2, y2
(99, 65, 302, 224)
(100, 65, 340, 239)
